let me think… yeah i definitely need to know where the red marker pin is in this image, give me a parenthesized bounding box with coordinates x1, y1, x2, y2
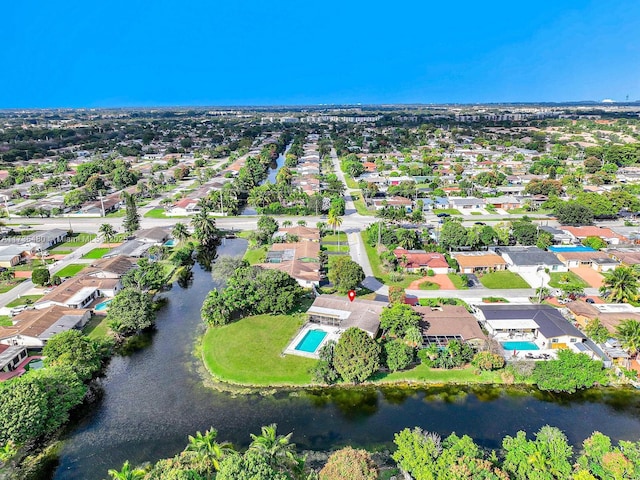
(348, 290, 356, 302)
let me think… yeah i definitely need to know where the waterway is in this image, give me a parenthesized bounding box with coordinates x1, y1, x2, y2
(52, 239, 640, 479)
(240, 144, 289, 216)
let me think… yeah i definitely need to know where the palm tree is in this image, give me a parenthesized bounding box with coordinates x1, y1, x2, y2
(327, 211, 344, 251)
(249, 423, 296, 469)
(616, 319, 640, 358)
(99, 223, 117, 243)
(297, 220, 307, 227)
(184, 428, 234, 472)
(600, 266, 640, 303)
(282, 220, 292, 228)
(191, 209, 218, 249)
(172, 222, 190, 244)
(107, 460, 146, 480)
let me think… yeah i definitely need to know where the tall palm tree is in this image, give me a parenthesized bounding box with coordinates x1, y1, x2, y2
(99, 223, 117, 243)
(107, 460, 146, 480)
(249, 423, 296, 469)
(616, 319, 640, 358)
(172, 222, 190, 244)
(327, 212, 343, 249)
(191, 208, 218, 249)
(184, 428, 234, 472)
(600, 266, 639, 303)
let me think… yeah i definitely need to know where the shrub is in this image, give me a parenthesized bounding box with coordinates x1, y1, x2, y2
(471, 352, 505, 371)
(319, 447, 377, 480)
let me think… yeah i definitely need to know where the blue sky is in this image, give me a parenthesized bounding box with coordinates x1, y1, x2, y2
(2, 0, 639, 107)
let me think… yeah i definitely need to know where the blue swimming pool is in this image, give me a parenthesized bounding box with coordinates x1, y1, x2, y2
(295, 329, 327, 353)
(502, 341, 539, 351)
(25, 359, 44, 370)
(548, 245, 595, 253)
(164, 239, 177, 247)
(95, 299, 112, 311)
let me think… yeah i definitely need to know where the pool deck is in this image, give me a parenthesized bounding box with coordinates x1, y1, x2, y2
(0, 355, 43, 382)
(283, 323, 341, 359)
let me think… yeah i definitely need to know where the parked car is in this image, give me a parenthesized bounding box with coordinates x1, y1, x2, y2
(436, 213, 451, 218)
(586, 298, 596, 304)
(474, 221, 486, 226)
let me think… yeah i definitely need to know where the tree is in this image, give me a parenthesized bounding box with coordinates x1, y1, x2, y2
(201, 289, 233, 326)
(585, 318, 611, 344)
(172, 222, 190, 244)
(532, 350, 606, 393)
(388, 286, 406, 304)
(249, 423, 296, 470)
(319, 447, 377, 480)
(99, 223, 117, 242)
(327, 210, 343, 236)
(582, 236, 607, 250)
(122, 258, 166, 291)
(438, 219, 468, 250)
(31, 267, 50, 286)
(471, 351, 505, 371)
(584, 156, 603, 174)
(379, 303, 421, 338)
(107, 460, 146, 480)
(333, 327, 380, 383)
(191, 207, 218, 249)
(311, 340, 339, 384)
(511, 220, 539, 246)
(616, 319, 640, 358)
(600, 266, 639, 303)
(327, 256, 364, 293)
(384, 340, 414, 372)
(217, 450, 288, 480)
(502, 426, 573, 480)
(184, 428, 234, 473)
(576, 431, 639, 480)
(43, 330, 105, 381)
(555, 202, 594, 226)
(122, 193, 140, 234)
(257, 215, 279, 243)
(105, 288, 155, 336)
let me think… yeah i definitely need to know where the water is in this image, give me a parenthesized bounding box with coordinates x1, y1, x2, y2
(94, 299, 112, 311)
(52, 239, 640, 479)
(295, 329, 327, 353)
(240, 143, 290, 216)
(548, 246, 596, 253)
(501, 341, 540, 351)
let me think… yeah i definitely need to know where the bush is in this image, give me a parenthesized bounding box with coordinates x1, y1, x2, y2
(533, 350, 607, 393)
(31, 267, 50, 286)
(319, 447, 377, 480)
(384, 340, 414, 372)
(471, 352, 505, 371)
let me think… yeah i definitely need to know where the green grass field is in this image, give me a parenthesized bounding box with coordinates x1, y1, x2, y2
(243, 246, 268, 265)
(201, 311, 316, 386)
(0, 315, 13, 326)
(83, 315, 111, 340)
(447, 273, 469, 290)
(105, 209, 126, 218)
(548, 271, 589, 289)
(323, 244, 350, 253)
(360, 233, 423, 288)
(373, 363, 503, 384)
(56, 264, 87, 277)
(322, 232, 347, 243)
(0, 279, 26, 293)
(419, 281, 440, 290)
(144, 208, 168, 219)
(351, 192, 376, 216)
(6, 295, 44, 308)
(82, 248, 111, 259)
(433, 209, 462, 215)
(470, 211, 483, 215)
(479, 271, 530, 289)
(55, 233, 96, 248)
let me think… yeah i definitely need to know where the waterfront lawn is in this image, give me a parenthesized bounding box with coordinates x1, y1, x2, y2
(479, 271, 529, 289)
(144, 208, 167, 219)
(447, 273, 469, 290)
(202, 312, 316, 386)
(374, 364, 503, 384)
(361, 233, 422, 288)
(83, 315, 111, 340)
(243, 245, 268, 265)
(56, 264, 87, 277)
(6, 295, 44, 308)
(548, 271, 589, 289)
(82, 248, 111, 259)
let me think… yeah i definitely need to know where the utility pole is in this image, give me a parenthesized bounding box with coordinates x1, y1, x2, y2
(99, 190, 106, 217)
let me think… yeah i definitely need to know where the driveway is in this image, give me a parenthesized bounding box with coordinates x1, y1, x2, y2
(408, 274, 457, 290)
(570, 266, 604, 288)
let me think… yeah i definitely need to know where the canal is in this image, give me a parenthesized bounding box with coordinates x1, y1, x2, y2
(240, 143, 290, 216)
(52, 239, 640, 479)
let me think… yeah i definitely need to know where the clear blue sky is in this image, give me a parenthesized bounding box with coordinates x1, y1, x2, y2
(2, 0, 639, 107)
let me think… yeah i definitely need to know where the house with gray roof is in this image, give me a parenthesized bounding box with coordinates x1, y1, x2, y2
(306, 295, 386, 337)
(494, 246, 567, 273)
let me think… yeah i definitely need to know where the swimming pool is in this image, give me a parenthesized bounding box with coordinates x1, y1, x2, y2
(164, 239, 177, 247)
(548, 246, 595, 253)
(25, 359, 44, 370)
(295, 329, 327, 353)
(502, 341, 539, 351)
(95, 299, 113, 311)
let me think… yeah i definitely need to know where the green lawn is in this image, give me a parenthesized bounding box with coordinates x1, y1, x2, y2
(56, 264, 87, 277)
(0, 279, 26, 293)
(548, 271, 589, 289)
(201, 311, 316, 386)
(243, 246, 268, 265)
(82, 248, 111, 259)
(105, 209, 126, 218)
(419, 281, 440, 290)
(433, 209, 462, 215)
(352, 192, 376, 216)
(323, 244, 350, 253)
(479, 271, 530, 289)
(6, 295, 44, 308)
(144, 208, 168, 219)
(52, 233, 96, 249)
(83, 315, 111, 340)
(0, 315, 13, 326)
(447, 273, 469, 290)
(373, 363, 503, 384)
(360, 234, 422, 288)
(322, 232, 347, 243)
(470, 211, 482, 215)
(49, 249, 73, 255)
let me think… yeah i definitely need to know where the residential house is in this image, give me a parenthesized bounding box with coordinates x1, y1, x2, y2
(539, 226, 574, 245)
(393, 248, 449, 274)
(607, 249, 640, 267)
(135, 227, 171, 245)
(475, 304, 586, 349)
(453, 252, 507, 274)
(0, 245, 24, 268)
(414, 305, 487, 348)
(554, 251, 619, 272)
(561, 226, 629, 245)
(258, 241, 321, 288)
(0, 228, 68, 254)
(35, 274, 123, 310)
(306, 295, 386, 337)
(566, 300, 640, 333)
(103, 240, 152, 258)
(496, 246, 568, 273)
(276, 226, 321, 242)
(168, 198, 200, 216)
(448, 197, 486, 210)
(0, 344, 28, 374)
(0, 305, 91, 348)
(371, 196, 413, 211)
(484, 196, 522, 210)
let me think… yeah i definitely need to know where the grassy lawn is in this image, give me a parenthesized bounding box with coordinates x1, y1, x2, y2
(323, 244, 350, 253)
(344, 176, 359, 189)
(105, 209, 126, 218)
(243, 245, 268, 265)
(322, 232, 347, 243)
(470, 211, 482, 215)
(6, 295, 44, 308)
(201, 310, 316, 386)
(373, 364, 503, 384)
(419, 281, 440, 290)
(55, 233, 96, 248)
(548, 271, 589, 289)
(82, 248, 111, 259)
(447, 273, 468, 290)
(433, 209, 462, 215)
(0, 315, 13, 326)
(360, 233, 422, 288)
(83, 315, 111, 340)
(49, 249, 73, 255)
(479, 271, 530, 289)
(352, 192, 376, 216)
(144, 208, 167, 219)
(0, 279, 26, 293)
(56, 264, 87, 277)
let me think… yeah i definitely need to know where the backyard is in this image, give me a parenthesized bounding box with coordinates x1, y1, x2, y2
(83, 315, 111, 340)
(479, 271, 530, 289)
